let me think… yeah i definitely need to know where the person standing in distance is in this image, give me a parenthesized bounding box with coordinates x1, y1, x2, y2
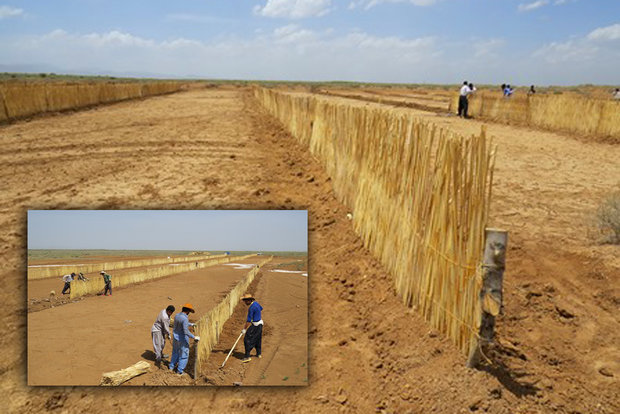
(458, 81, 475, 118)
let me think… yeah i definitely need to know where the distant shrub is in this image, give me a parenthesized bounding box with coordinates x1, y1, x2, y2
(595, 190, 620, 244)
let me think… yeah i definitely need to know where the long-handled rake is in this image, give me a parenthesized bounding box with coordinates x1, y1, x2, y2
(221, 332, 244, 368)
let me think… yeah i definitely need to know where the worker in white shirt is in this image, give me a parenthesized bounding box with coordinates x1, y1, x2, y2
(151, 305, 175, 367)
(61, 273, 76, 295)
(457, 81, 475, 118)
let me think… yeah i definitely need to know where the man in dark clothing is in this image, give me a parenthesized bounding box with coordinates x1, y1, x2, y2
(100, 270, 112, 296)
(241, 293, 263, 363)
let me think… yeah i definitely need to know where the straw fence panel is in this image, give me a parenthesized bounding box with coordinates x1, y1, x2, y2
(449, 91, 620, 141)
(29, 254, 226, 280)
(69, 254, 256, 299)
(195, 256, 273, 371)
(255, 87, 494, 356)
(0, 81, 183, 121)
(0, 84, 8, 122)
(2, 83, 48, 118)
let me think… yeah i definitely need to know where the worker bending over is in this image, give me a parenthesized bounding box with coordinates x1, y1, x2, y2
(152, 305, 175, 367)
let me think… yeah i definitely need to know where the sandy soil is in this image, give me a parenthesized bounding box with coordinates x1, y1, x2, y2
(124, 257, 308, 387)
(200, 258, 308, 386)
(1, 86, 618, 413)
(27, 257, 262, 385)
(319, 87, 451, 113)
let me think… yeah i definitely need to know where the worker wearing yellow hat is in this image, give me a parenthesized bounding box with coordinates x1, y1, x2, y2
(169, 303, 200, 375)
(241, 293, 263, 363)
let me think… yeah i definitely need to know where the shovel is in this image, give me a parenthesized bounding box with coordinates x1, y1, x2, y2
(221, 332, 244, 368)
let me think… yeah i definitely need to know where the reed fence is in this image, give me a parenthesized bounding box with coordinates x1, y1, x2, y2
(449, 91, 620, 142)
(69, 255, 255, 299)
(0, 81, 182, 122)
(28, 254, 225, 280)
(194, 256, 273, 371)
(254, 87, 495, 357)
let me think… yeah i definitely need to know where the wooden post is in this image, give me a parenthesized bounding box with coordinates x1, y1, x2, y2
(192, 340, 198, 380)
(467, 228, 508, 368)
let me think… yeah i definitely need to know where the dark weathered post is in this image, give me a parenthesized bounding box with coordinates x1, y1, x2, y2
(468, 228, 508, 368)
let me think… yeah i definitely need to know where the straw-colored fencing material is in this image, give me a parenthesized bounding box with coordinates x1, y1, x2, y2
(28, 254, 224, 280)
(69, 255, 255, 299)
(194, 257, 273, 372)
(0, 81, 182, 121)
(254, 87, 495, 357)
(448, 91, 620, 142)
(100, 361, 150, 386)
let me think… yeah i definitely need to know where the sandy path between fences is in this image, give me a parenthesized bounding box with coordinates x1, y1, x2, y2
(195, 257, 309, 386)
(1, 87, 618, 413)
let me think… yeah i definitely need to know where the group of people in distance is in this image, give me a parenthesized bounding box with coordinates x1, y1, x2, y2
(150, 292, 264, 376)
(458, 81, 540, 119)
(459, 82, 619, 119)
(60, 270, 112, 295)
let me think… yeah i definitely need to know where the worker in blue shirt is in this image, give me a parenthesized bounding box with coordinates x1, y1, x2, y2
(169, 303, 200, 375)
(241, 293, 263, 363)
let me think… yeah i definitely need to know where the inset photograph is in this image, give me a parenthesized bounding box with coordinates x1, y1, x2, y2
(27, 210, 308, 386)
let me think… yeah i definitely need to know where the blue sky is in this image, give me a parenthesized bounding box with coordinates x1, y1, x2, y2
(27, 210, 308, 251)
(1, 1, 618, 84)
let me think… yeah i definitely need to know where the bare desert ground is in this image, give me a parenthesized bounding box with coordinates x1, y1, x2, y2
(1, 86, 618, 413)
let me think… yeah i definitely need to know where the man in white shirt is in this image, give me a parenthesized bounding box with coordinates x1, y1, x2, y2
(457, 81, 475, 118)
(151, 305, 175, 367)
(61, 273, 76, 295)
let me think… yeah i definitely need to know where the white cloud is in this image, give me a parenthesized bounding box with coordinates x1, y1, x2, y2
(254, 0, 332, 19)
(2, 24, 616, 85)
(587, 23, 620, 41)
(82, 31, 156, 48)
(0, 5, 23, 19)
(533, 40, 599, 63)
(349, 0, 438, 10)
(0, 27, 445, 82)
(518, 1, 548, 12)
(166, 13, 234, 24)
(529, 24, 620, 83)
(273, 24, 319, 43)
(472, 38, 505, 58)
